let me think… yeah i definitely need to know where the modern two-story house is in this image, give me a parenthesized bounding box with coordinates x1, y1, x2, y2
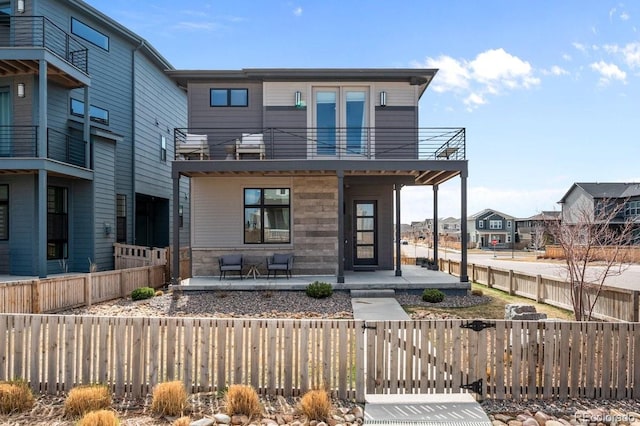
(558, 182, 640, 244)
(168, 68, 469, 284)
(468, 208, 515, 249)
(0, 0, 187, 277)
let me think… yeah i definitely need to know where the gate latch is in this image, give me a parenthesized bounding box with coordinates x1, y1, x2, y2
(362, 323, 377, 330)
(460, 320, 495, 332)
(461, 378, 483, 395)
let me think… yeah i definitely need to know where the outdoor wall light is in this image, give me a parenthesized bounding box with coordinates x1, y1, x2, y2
(104, 222, 112, 236)
(17, 83, 25, 98)
(294, 91, 302, 107)
(380, 91, 387, 107)
(17, 0, 25, 13)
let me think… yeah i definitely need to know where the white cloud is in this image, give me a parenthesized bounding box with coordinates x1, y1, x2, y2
(293, 7, 303, 16)
(572, 42, 588, 53)
(541, 65, 569, 76)
(589, 60, 627, 84)
(562, 53, 572, 61)
(416, 48, 539, 111)
(174, 21, 219, 31)
(620, 12, 630, 21)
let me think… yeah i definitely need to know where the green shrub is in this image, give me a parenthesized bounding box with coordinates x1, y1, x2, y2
(305, 281, 333, 299)
(422, 288, 445, 303)
(131, 287, 155, 301)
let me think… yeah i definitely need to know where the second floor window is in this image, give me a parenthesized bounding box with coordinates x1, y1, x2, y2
(626, 200, 640, 217)
(160, 135, 167, 161)
(116, 194, 126, 243)
(71, 18, 109, 50)
(210, 89, 248, 107)
(71, 99, 109, 125)
(478, 221, 484, 228)
(489, 220, 502, 229)
(244, 188, 290, 244)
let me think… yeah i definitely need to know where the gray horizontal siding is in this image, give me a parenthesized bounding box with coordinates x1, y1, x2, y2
(374, 106, 417, 159)
(0, 176, 36, 275)
(93, 137, 116, 270)
(263, 107, 307, 159)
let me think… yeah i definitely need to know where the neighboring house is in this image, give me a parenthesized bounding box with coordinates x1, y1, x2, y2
(468, 209, 516, 249)
(0, 0, 187, 277)
(515, 211, 560, 249)
(167, 68, 470, 283)
(558, 182, 640, 244)
(438, 216, 460, 241)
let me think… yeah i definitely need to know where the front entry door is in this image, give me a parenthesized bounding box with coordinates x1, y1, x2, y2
(354, 201, 377, 266)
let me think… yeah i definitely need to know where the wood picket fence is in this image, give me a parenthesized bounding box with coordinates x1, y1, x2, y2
(1, 315, 638, 402)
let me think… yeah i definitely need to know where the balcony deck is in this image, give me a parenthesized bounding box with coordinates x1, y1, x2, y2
(173, 127, 466, 186)
(0, 16, 89, 88)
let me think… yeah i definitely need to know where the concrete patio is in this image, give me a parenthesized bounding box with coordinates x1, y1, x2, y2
(172, 265, 469, 295)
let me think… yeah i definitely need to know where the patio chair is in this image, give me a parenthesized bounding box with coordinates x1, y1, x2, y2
(266, 253, 294, 279)
(235, 133, 265, 160)
(218, 254, 243, 280)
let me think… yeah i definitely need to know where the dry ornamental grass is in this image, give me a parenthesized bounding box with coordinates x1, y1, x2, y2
(64, 384, 112, 417)
(224, 384, 262, 419)
(299, 389, 332, 421)
(76, 409, 119, 426)
(150, 381, 189, 417)
(0, 381, 35, 414)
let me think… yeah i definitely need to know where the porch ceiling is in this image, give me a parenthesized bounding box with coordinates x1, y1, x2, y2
(173, 159, 466, 186)
(0, 59, 85, 89)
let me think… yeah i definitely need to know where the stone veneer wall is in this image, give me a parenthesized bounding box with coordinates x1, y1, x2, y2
(190, 176, 338, 277)
(291, 176, 338, 275)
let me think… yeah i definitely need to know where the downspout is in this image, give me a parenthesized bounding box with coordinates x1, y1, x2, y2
(131, 40, 145, 244)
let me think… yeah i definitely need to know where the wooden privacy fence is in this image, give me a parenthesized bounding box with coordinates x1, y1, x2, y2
(1, 315, 639, 402)
(114, 243, 167, 269)
(0, 265, 165, 314)
(544, 245, 640, 263)
(441, 259, 640, 323)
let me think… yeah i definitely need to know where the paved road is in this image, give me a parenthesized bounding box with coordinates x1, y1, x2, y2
(402, 243, 640, 291)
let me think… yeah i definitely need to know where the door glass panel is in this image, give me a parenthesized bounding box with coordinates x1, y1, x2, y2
(316, 91, 336, 155)
(345, 91, 366, 155)
(354, 201, 376, 264)
(357, 247, 374, 259)
(356, 217, 374, 231)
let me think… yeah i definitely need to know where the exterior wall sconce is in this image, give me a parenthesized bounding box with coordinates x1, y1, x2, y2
(17, 0, 25, 13)
(17, 83, 25, 98)
(380, 91, 387, 107)
(294, 91, 304, 108)
(104, 222, 112, 236)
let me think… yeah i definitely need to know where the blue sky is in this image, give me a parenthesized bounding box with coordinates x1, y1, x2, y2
(86, 0, 640, 223)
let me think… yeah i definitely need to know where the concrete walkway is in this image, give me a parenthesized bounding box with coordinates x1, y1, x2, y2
(351, 291, 491, 426)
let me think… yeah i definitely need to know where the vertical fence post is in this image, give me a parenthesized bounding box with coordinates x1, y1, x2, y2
(471, 263, 476, 282)
(536, 275, 542, 303)
(355, 320, 365, 404)
(632, 290, 639, 322)
(120, 269, 127, 298)
(31, 279, 40, 314)
(508, 270, 514, 295)
(85, 273, 92, 307)
(487, 266, 493, 288)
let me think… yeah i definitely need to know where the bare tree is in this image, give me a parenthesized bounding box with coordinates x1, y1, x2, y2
(548, 199, 634, 321)
(532, 223, 546, 251)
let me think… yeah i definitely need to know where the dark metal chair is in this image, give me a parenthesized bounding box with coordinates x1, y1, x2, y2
(218, 254, 243, 280)
(266, 253, 293, 279)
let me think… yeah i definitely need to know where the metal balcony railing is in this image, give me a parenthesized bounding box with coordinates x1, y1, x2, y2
(174, 127, 466, 161)
(0, 125, 86, 167)
(0, 16, 88, 74)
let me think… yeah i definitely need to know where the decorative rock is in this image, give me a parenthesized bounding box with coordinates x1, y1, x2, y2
(214, 413, 231, 424)
(534, 411, 552, 425)
(261, 419, 278, 425)
(291, 421, 304, 426)
(344, 413, 356, 423)
(351, 406, 364, 419)
(545, 421, 564, 426)
(505, 304, 547, 320)
(232, 414, 250, 425)
(493, 420, 508, 426)
(192, 419, 215, 426)
(496, 414, 514, 423)
(518, 415, 534, 422)
(508, 421, 523, 426)
(522, 418, 540, 426)
(317, 422, 328, 426)
(310, 421, 318, 426)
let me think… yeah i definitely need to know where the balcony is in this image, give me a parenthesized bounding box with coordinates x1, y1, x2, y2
(174, 127, 465, 161)
(0, 16, 89, 87)
(0, 125, 87, 167)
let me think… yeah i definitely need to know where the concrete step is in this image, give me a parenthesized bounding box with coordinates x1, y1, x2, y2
(350, 289, 395, 298)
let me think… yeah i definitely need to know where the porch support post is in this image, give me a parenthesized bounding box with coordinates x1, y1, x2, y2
(395, 183, 402, 276)
(83, 87, 91, 167)
(171, 173, 181, 284)
(433, 184, 439, 263)
(460, 170, 469, 282)
(37, 171, 47, 278)
(337, 170, 345, 283)
(37, 61, 48, 278)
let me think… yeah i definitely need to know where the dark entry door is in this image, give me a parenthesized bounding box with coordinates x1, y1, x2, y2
(354, 201, 377, 265)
